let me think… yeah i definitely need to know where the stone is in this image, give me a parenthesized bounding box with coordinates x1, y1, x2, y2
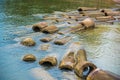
(32, 22, 48, 32)
(54, 36, 72, 45)
(23, 54, 36, 62)
(42, 25, 58, 34)
(21, 38, 36, 46)
(39, 56, 57, 66)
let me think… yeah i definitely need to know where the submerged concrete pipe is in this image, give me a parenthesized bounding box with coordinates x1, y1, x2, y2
(42, 25, 58, 34)
(87, 68, 120, 80)
(59, 42, 81, 70)
(20, 38, 36, 46)
(96, 16, 115, 21)
(32, 22, 48, 32)
(74, 49, 97, 78)
(80, 18, 95, 29)
(40, 37, 53, 42)
(54, 36, 72, 45)
(104, 11, 120, 16)
(39, 56, 57, 66)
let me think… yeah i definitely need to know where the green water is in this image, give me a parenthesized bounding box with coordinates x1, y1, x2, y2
(0, 0, 119, 80)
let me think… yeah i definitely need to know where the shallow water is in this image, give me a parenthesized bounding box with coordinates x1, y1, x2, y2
(0, 0, 120, 80)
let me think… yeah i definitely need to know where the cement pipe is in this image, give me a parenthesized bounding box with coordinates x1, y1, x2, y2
(87, 68, 120, 80)
(74, 49, 97, 78)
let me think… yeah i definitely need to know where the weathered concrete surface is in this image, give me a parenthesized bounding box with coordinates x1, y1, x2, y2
(87, 68, 120, 80)
(20, 38, 36, 46)
(39, 56, 57, 66)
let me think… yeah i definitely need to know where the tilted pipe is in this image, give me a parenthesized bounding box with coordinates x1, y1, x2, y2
(74, 49, 97, 78)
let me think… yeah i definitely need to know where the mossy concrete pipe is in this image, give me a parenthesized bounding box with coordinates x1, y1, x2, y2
(74, 49, 97, 78)
(87, 68, 120, 80)
(59, 42, 81, 70)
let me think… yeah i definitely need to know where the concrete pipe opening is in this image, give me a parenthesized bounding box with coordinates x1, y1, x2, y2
(32, 26, 41, 32)
(75, 62, 97, 78)
(40, 61, 54, 66)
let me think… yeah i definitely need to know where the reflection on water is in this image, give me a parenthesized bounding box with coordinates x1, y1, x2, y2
(0, 0, 119, 80)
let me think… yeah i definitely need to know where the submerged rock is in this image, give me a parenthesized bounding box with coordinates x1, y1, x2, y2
(39, 56, 57, 66)
(32, 22, 48, 32)
(40, 37, 53, 42)
(21, 38, 36, 46)
(23, 54, 36, 62)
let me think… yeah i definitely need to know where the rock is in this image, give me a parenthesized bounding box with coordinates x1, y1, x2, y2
(21, 38, 36, 46)
(59, 52, 75, 70)
(74, 49, 97, 78)
(96, 16, 115, 21)
(40, 44, 50, 51)
(23, 54, 36, 62)
(54, 36, 72, 45)
(32, 22, 48, 32)
(87, 69, 120, 80)
(42, 25, 58, 34)
(39, 56, 57, 66)
(80, 18, 95, 29)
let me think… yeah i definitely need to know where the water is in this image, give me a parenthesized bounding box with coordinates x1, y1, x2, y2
(0, 0, 120, 80)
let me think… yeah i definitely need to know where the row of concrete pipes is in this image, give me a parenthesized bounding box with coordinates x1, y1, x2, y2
(23, 42, 120, 80)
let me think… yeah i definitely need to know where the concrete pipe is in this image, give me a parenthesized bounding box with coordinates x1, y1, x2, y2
(96, 16, 115, 22)
(23, 54, 36, 62)
(104, 11, 120, 16)
(40, 37, 53, 42)
(74, 49, 97, 78)
(20, 38, 36, 46)
(84, 11, 105, 17)
(59, 52, 75, 70)
(39, 56, 57, 66)
(80, 18, 95, 29)
(54, 36, 72, 45)
(77, 7, 97, 13)
(59, 42, 81, 70)
(87, 68, 120, 80)
(32, 22, 48, 32)
(42, 25, 58, 34)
